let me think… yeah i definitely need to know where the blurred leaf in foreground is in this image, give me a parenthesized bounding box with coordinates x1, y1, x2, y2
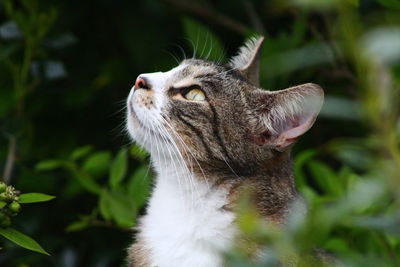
(19, 193, 55, 204)
(0, 228, 49, 255)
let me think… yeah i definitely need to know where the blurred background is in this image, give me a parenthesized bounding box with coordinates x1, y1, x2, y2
(0, 0, 399, 266)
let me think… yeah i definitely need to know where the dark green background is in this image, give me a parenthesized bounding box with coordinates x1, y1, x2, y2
(1, 0, 400, 266)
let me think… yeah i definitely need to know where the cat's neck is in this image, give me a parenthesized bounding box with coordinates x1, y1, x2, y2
(134, 152, 298, 267)
(150, 151, 298, 213)
(140, 154, 236, 267)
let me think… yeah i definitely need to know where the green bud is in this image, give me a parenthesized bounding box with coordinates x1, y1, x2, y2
(0, 193, 7, 201)
(0, 183, 6, 193)
(8, 201, 21, 213)
(0, 201, 7, 209)
(5, 187, 16, 201)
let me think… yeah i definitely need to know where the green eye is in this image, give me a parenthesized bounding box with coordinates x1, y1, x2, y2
(183, 88, 206, 101)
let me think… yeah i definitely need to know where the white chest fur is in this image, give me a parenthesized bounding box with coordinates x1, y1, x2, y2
(139, 160, 236, 267)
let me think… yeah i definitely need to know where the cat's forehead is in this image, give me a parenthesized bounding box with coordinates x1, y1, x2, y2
(159, 59, 227, 87)
(177, 59, 247, 84)
(136, 58, 249, 94)
(178, 59, 225, 77)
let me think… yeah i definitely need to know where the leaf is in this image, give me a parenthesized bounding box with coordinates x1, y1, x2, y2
(65, 162, 102, 195)
(130, 145, 148, 162)
(328, 140, 373, 170)
(82, 151, 111, 177)
(344, 179, 386, 212)
(99, 190, 136, 227)
(72, 170, 102, 195)
(307, 160, 343, 196)
(263, 43, 335, 78)
(65, 220, 89, 232)
(128, 166, 152, 209)
(99, 190, 112, 220)
(324, 238, 349, 252)
(70, 145, 93, 161)
(0, 201, 7, 209)
(182, 17, 225, 61)
(320, 96, 361, 121)
(109, 148, 128, 189)
(19, 193, 55, 204)
(108, 191, 136, 227)
(294, 149, 317, 187)
(299, 186, 318, 203)
(35, 160, 63, 171)
(0, 228, 49, 255)
(378, 0, 400, 10)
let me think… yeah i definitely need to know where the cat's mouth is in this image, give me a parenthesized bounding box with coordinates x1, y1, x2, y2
(129, 102, 169, 142)
(129, 103, 150, 132)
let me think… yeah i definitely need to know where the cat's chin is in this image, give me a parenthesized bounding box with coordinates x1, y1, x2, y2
(126, 104, 141, 135)
(127, 112, 171, 155)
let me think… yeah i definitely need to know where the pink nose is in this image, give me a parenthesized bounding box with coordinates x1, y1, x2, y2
(134, 76, 150, 90)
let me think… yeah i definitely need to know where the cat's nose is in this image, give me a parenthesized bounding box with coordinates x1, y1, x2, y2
(134, 76, 151, 91)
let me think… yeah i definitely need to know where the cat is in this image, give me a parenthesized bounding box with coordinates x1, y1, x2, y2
(125, 36, 324, 267)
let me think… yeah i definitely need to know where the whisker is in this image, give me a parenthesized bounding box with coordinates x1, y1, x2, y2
(161, 117, 210, 198)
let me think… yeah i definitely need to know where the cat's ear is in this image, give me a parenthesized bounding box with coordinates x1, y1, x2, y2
(250, 83, 324, 150)
(229, 36, 264, 86)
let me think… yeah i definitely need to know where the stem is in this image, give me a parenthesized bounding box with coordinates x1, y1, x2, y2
(3, 136, 16, 184)
(243, 1, 265, 35)
(16, 39, 34, 116)
(161, 0, 249, 35)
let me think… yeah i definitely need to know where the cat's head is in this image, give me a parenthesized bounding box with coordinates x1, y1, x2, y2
(126, 37, 323, 175)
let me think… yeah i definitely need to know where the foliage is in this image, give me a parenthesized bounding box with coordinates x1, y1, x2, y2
(0, 181, 53, 255)
(0, 228, 49, 256)
(36, 145, 152, 230)
(0, 0, 399, 266)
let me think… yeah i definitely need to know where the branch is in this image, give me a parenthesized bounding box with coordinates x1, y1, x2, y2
(3, 135, 16, 184)
(161, 0, 249, 35)
(243, 1, 265, 35)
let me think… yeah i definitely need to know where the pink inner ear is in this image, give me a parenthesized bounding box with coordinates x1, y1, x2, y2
(276, 115, 316, 148)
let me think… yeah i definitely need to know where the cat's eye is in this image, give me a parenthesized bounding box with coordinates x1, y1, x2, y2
(183, 88, 206, 101)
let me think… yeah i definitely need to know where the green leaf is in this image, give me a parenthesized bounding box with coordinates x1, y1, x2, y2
(344, 179, 386, 212)
(324, 238, 349, 252)
(65, 220, 89, 232)
(128, 166, 152, 209)
(99, 190, 136, 227)
(109, 148, 128, 189)
(99, 190, 112, 220)
(19, 193, 55, 204)
(299, 186, 318, 203)
(0, 201, 7, 209)
(65, 162, 102, 195)
(130, 145, 148, 162)
(307, 160, 343, 196)
(378, 0, 400, 9)
(0, 228, 49, 255)
(182, 17, 225, 61)
(82, 151, 111, 177)
(70, 145, 93, 161)
(328, 140, 372, 170)
(294, 149, 317, 187)
(35, 160, 63, 171)
(108, 191, 136, 227)
(72, 170, 102, 195)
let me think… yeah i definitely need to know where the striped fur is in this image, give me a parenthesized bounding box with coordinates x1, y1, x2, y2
(126, 37, 324, 266)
